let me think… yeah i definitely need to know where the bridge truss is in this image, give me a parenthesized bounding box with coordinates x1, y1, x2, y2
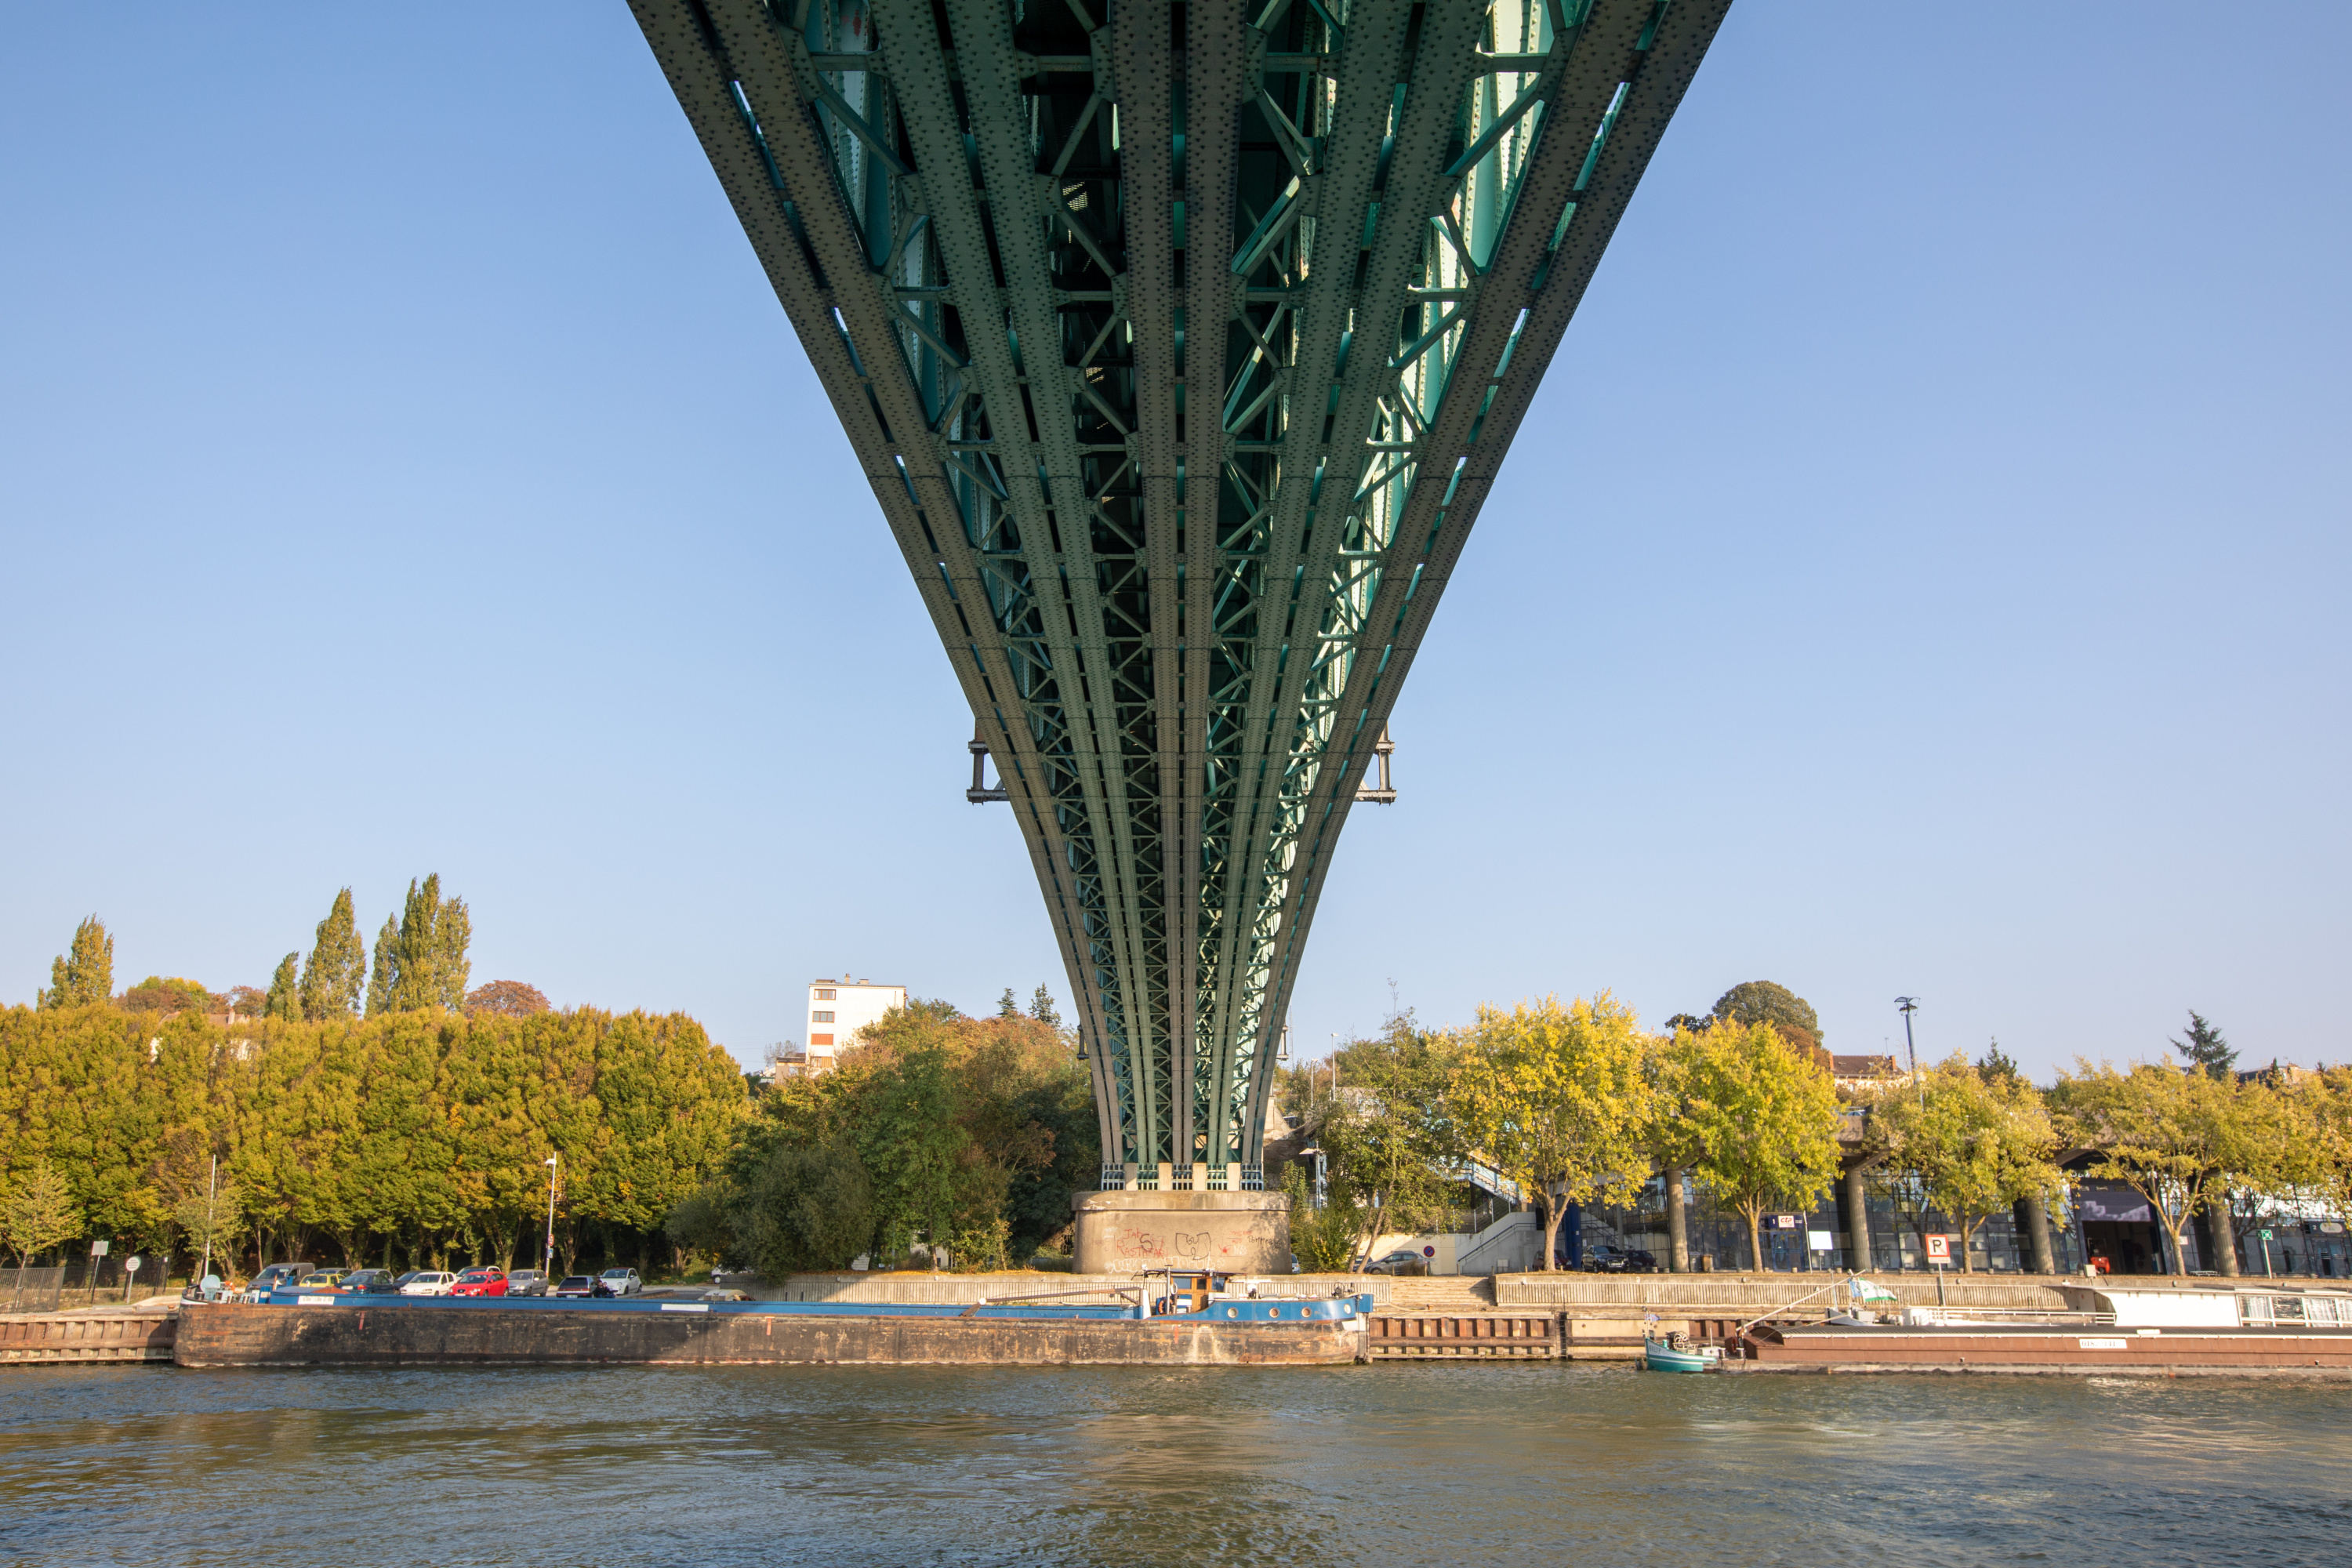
(630, 0, 1730, 1180)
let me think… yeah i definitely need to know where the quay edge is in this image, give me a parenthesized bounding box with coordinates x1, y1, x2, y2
(169, 1301, 1367, 1368)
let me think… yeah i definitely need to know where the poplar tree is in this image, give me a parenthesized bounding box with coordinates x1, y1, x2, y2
(366, 916, 399, 1018)
(383, 875, 470, 1012)
(265, 954, 300, 1021)
(299, 888, 367, 1022)
(40, 916, 113, 1009)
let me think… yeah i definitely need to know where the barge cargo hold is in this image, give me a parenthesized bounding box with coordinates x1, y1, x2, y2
(1744, 1281, 2352, 1376)
(171, 1291, 1373, 1369)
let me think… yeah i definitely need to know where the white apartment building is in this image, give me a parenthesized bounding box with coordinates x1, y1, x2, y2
(804, 975, 907, 1069)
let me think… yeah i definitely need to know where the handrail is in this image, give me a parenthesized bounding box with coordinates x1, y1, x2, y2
(956, 1286, 1140, 1319)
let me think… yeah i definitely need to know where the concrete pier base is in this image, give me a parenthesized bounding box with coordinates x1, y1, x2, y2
(1070, 1191, 1293, 1276)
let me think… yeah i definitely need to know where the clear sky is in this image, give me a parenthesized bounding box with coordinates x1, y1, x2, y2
(4, 4, 2345, 1082)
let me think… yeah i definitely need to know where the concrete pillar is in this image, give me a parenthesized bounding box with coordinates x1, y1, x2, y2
(2016, 1192, 2057, 1275)
(1839, 1161, 1872, 1272)
(1156, 1162, 1174, 1192)
(1664, 1167, 1690, 1273)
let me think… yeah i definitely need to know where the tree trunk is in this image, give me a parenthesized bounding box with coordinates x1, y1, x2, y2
(1745, 1207, 1765, 1272)
(2208, 1190, 2241, 1276)
(1664, 1167, 1690, 1273)
(1960, 1216, 1980, 1272)
(2015, 1192, 2056, 1274)
(1541, 1200, 1564, 1272)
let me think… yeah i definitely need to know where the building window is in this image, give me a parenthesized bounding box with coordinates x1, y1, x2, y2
(815, 988, 837, 1000)
(811, 1011, 835, 1023)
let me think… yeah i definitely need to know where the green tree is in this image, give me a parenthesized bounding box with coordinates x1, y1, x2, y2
(1029, 985, 1062, 1029)
(1865, 1054, 2060, 1271)
(1978, 1038, 2022, 1084)
(2172, 1011, 2237, 1080)
(40, 916, 114, 1009)
(367, 877, 472, 1014)
(1308, 1011, 1467, 1265)
(264, 954, 301, 1021)
(1711, 981, 1822, 1052)
(997, 987, 1021, 1018)
(171, 1175, 244, 1279)
(1283, 1163, 1362, 1272)
(1455, 995, 1653, 1272)
(3, 1161, 82, 1268)
(299, 888, 368, 1022)
(1687, 1021, 1842, 1271)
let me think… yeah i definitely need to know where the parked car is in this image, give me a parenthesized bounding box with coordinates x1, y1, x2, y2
(243, 1262, 313, 1300)
(400, 1271, 459, 1297)
(550, 1275, 598, 1298)
(342, 1269, 401, 1295)
(594, 1268, 642, 1298)
(1578, 1245, 1658, 1275)
(292, 1269, 352, 1292)
(1357, 1249, 1429, 1276)
(451, 1268, 509, 1298)
(506, 1270, 549, 1297)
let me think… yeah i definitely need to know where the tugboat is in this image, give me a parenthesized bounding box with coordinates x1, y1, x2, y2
(1642, 1321, 1723, 1373)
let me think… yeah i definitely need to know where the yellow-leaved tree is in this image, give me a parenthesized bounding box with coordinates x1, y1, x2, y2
(1686, 1021, 1842, 1272)
(1864, 1054, 2060, 1271)
(1454, 994, 1653, 1272)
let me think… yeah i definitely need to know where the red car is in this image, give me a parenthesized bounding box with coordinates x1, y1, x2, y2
(451, 1267, 509, 1298)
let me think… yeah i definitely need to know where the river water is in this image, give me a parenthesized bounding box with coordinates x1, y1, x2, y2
(3, 1363, 2347, 1565)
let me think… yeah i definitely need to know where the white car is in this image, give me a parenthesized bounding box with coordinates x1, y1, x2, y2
(399, 1271, 459, 1297)
(597, 1268, 641, 1297)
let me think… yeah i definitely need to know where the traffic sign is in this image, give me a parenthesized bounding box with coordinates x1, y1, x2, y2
(125, 1256, 142, 1275)
(90, 1239, 110, 1258)
(1925, 1235, 1952, 1263)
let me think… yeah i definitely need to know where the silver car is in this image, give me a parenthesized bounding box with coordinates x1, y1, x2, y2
(506, 1269, 550, 1297)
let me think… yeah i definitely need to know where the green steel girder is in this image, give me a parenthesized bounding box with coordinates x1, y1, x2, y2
(628, 0, 1733, 1178)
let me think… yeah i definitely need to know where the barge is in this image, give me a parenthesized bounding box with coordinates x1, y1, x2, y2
(1743, 1279, 2352, 1377)
(172, 1274, 1373, 1369)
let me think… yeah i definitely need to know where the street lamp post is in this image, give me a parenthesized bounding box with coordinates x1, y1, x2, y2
(543, 1154, 560, 1276)
(1895, 997, 1923, 1110)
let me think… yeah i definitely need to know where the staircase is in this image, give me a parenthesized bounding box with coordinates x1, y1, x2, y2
(1383, 1276, 1497, 1310)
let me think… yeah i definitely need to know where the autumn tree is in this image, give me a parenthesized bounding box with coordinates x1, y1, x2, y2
(2053, 1061, 2246, 1276)
(464, 981, 550, 1018)
(1687, 1021, 1842, 1271)
(1455, 994, 1653, 1272)
(1864, 1054, 2060, 1270)
(40, 917, 114, 1009)
(4, 1163, 82, 1275)
(299, 888, 368, 1022)
(1644, 1025, 1719, 1272)
(122, 976, 214, 1015)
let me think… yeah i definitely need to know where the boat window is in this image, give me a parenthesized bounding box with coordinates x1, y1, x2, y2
(2309, 1298, 2343, 1326)
(2239, 1295, 2270, 1324)
(2274, 1296, 2307, 1323)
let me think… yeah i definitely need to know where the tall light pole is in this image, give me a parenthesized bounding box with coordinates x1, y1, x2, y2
(1895, 997, 1923, 1110)
(543, 1153, 560, 1276)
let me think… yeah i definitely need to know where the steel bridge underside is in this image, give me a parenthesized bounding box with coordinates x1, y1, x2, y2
(630, 0, 1729, 1177)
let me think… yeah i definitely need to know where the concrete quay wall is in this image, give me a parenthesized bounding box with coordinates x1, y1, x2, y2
(1494, 1272, 2078, 1313)
(764, 1271, 1392, 1305)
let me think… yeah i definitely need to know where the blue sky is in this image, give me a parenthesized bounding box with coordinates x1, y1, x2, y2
(3, 4, 2345, 1080)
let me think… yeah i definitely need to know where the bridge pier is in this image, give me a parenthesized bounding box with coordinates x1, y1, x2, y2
(1072, 1190, 1293, 1277)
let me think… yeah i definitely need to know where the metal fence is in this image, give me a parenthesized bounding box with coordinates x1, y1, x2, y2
(3, 1260, 153, 1314)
